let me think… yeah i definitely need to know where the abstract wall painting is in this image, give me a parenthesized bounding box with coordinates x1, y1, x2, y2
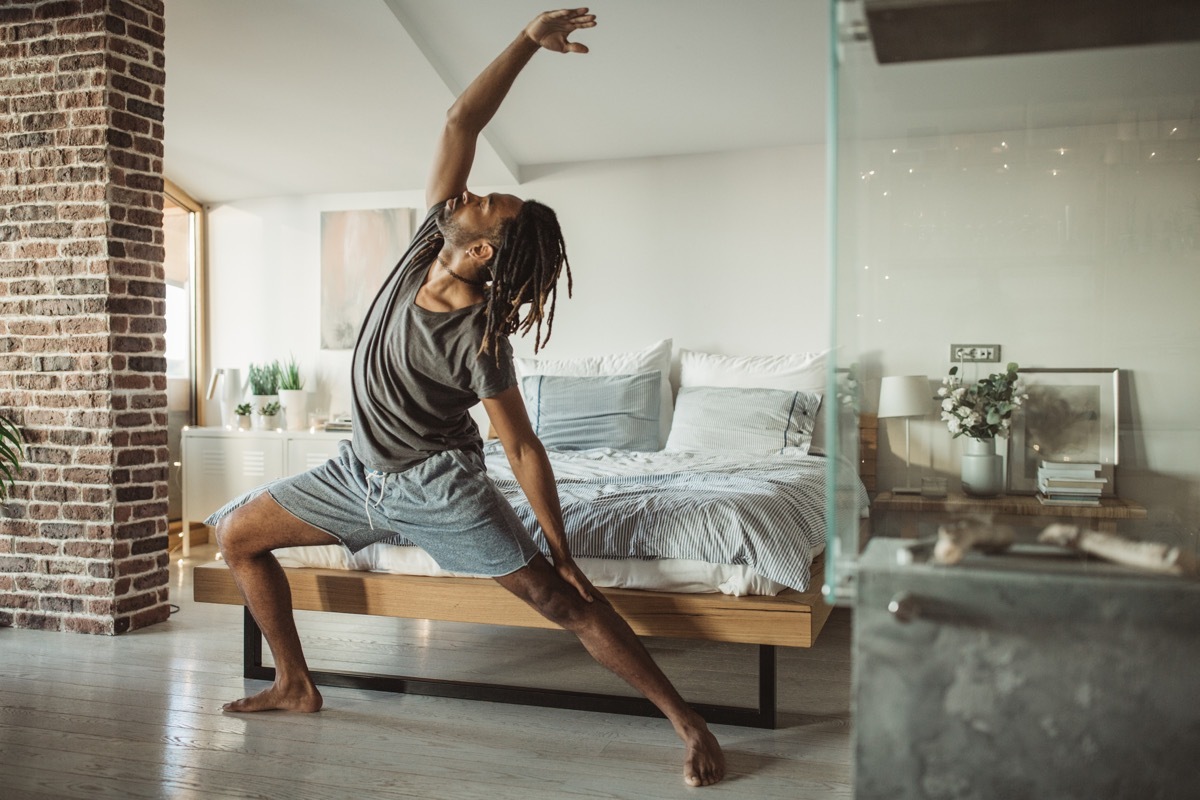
(320, 208, 415, 350)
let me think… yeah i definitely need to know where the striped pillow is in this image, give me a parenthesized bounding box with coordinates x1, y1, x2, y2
(665, 386, 822, 453)
(520, 372, 662, 451)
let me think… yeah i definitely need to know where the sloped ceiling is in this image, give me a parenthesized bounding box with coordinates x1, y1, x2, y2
(162, 0, 1200, 204)
(162, 0, 824, 203)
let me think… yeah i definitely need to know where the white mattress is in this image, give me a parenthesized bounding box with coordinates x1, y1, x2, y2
(273, 542, 794, 596)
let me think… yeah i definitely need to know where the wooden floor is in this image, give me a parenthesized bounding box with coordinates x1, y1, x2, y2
(0, 544, 854, 799)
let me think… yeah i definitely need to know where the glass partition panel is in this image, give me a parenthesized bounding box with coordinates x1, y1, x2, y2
(827, 0, 1200, 603)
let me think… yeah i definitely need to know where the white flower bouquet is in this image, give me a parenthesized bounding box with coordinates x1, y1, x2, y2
(938, 362, 1025, 440)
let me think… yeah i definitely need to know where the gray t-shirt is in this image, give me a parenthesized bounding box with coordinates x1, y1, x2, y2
(350, 203, 516, 472)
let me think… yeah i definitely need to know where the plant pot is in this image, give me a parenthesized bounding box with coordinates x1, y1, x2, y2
(250, 394, 279, 431)
(236, 415, 252, 431)
(254, 413, 281, 431)
(279, 389, 308, 432)
(961, 437, 1004, 497)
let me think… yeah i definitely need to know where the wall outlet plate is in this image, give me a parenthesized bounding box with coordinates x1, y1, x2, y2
(950, 344, 1001, 363)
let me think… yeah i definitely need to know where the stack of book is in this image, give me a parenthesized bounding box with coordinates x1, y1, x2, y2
(1037, 461, 1106, 506)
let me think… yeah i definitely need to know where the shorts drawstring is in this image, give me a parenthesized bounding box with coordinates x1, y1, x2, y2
(364, 470, 389, 530)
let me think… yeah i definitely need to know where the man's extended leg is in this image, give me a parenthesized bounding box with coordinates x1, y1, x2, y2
(494, 555, 726, 787)
(214, 491, 341, 713)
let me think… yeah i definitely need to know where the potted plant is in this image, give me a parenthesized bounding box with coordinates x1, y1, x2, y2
(247, 361, 280, 415)
(234, 402, 253, 431)
(277, 354, 308, 431)
(938, 362, 1026, 496)
(1, 412, 24, 505)
(256, 400, 282, 431)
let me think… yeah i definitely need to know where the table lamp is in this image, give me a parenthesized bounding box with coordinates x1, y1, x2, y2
(878, 375, 931, 494)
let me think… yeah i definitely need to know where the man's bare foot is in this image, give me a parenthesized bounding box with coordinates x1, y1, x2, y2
(222, 680, 323, 713)
(681, 718, 726, 787)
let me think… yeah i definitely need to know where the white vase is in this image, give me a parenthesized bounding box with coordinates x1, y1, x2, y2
(249, 394, 275, 430)
(961, 437, 1004, 497)
(209, 367, 245, 429)
(254, 412, 281, 431)
(279, 389, 308, 431)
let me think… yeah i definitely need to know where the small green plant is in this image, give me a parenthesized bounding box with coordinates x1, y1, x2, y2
(234, 403, 252, 416)
(248, 361, 280, 395)
(278, 355, 304, 391)
(1, 413, 24, 501)
(260, 401, 281, 417)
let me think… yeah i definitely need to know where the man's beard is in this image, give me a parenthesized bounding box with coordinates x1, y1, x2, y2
(436, 207, 470, 249)
(435, 209, 497, 285)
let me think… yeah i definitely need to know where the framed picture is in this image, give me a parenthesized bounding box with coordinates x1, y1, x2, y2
(1007, 368, 1120, 495)
(320, 207, 415, 350)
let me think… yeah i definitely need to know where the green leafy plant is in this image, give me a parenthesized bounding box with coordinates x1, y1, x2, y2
(1, 413, 25, 501)
(278, 355, 305, 391)
(234, 403, 252, 416)
(938, 362, 1026, 440)
(260, 401, 281, 416)
(247, 361, 280, 395)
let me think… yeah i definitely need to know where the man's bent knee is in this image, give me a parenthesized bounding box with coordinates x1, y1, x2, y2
(214, 512, 258, 563)
(213, 492, 337, 562)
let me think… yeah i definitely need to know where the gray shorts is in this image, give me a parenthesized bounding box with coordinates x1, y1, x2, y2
(205, 440, 541, 577)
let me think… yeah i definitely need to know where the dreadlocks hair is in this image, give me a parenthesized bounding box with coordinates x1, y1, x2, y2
(477, 199, 573, 361)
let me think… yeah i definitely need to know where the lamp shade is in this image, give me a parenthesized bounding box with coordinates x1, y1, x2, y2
(878, 375, 931, 419)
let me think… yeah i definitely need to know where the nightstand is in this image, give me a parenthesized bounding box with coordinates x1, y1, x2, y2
(870, 491, 1148, 539)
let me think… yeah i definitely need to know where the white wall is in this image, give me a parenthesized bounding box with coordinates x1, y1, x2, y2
(205, 144, 828, 421)
(204, 131, 1199, 547)
(839, 125, 1200, 544)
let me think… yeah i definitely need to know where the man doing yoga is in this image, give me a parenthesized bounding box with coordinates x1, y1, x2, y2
(208, 8, 725, 788)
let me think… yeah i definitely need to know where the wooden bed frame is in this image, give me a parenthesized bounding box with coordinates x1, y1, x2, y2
(193, 415, 875, 729)
(193, 556, 828, 728)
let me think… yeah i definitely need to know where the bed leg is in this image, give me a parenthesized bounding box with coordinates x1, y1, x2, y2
(758, 644, 778, 729)
(242, 607, 274, 681)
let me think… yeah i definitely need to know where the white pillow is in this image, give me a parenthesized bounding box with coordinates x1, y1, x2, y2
(677, 349, 831, 452)
(515, 339, 674, 448)
(665, 386, 821, 454)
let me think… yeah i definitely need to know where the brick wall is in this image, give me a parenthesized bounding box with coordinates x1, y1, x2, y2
(0, 0, 169, 634)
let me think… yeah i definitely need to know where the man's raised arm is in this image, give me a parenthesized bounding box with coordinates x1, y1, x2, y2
(426, 7, 596, 210)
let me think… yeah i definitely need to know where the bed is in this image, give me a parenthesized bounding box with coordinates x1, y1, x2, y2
(193, 341, 872, 728)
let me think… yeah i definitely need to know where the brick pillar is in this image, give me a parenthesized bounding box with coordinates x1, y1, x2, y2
(0, 0, 169, 634)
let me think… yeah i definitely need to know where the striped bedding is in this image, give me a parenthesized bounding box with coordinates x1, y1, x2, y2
(275, 444, 865, 595)
(480, 442, 859, 593)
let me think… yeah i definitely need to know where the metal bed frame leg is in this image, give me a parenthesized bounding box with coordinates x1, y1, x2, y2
(243, 607, 273, 681)
(758, 643, 777, 729)
(241, 608, 780, 728)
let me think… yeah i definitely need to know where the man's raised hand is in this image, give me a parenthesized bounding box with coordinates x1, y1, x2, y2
(525, 7, 596, 54)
